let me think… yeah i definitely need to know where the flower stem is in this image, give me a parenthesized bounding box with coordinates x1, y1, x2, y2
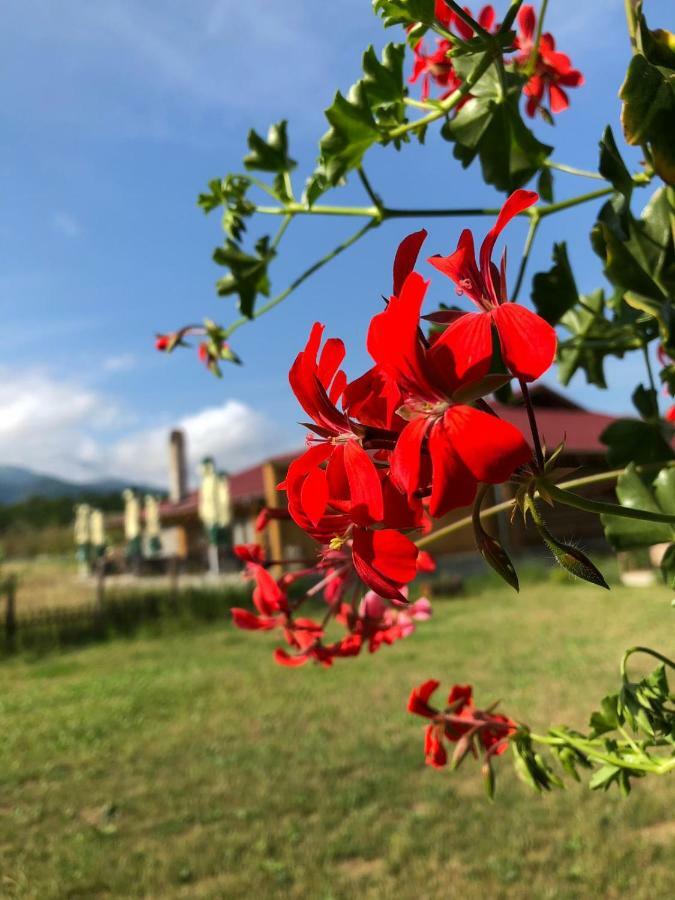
(519, 379, 545, 471)
(443, 0, 492, 40)
(525, 0, 549, 78)
(536, 187, 613, 218)
(357, 167, 383, 210)
(224, 220, 379, 338)
(539, 481, 675, 526)
(388, 51, 495, 140)
(511, 213, 540, 301)
(621, 646, 675, 680)
(415, 461, 675, 549)
(544, 160, 606, 181)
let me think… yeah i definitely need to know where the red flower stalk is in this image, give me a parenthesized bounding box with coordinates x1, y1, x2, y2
(514, 5, 584, 118)
(428, 189, 557, 383)
(408, 680, 517, 769)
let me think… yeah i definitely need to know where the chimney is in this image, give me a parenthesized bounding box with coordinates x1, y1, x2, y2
(168, 429, 188, 502)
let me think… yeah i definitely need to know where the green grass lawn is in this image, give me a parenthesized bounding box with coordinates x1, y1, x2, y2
(0, 573, 673, 899)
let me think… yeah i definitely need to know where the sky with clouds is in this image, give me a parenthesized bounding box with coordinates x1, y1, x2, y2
(0, 0, 670, 487)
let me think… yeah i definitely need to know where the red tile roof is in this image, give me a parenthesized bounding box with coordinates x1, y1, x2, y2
(492, 404, 615, 454)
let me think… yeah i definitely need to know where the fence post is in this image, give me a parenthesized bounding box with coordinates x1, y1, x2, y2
(94, 557, 106, 631)
(5, 576, 17, 651)
(169, 555, 179, 607)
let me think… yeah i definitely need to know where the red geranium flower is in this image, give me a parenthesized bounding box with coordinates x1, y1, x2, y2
(408, 680, 517, 768)
(428, 189, 557, 383)
(366, 266, 532, 517)
(515, 4, 584, 118)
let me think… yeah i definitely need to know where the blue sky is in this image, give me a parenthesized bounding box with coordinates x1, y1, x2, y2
(0, 0, 670, 486)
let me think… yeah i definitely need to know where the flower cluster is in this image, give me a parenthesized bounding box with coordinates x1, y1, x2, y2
(408, 679, 517, 770)
(230, 544, 432, 666)
(282, 189, 555, 601)
(231, 190, 557, 668)
(409, 3, 583, 119)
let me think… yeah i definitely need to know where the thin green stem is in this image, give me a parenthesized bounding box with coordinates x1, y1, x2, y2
(621, 646, 675, 680)
(531, 730, 675, 775)
(388, 51, 495, 140)
(511, 213, 540, 301)
(415, 461, 675, 549)
(525, 0, 549, 77)
(403, 97, 437, 111)
(541, 481, 675, 526)
(256, 203, 381, 218)
(357, 167, 383, 210)
(642, 343, 657, 395)
(224, 220, 378, 338)
(537, 187, 613, 218)
(443, 0, 491, 40)
(271, 214, 292, 250)
(544, 160, 606, 181)
(520, 380, 545, 471)
(624, 0, 638, 49)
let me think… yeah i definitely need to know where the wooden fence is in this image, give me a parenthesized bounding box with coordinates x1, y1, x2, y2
(0, 570, 252, 656)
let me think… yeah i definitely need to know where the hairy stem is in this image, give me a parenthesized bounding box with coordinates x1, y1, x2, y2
(540, 481, 675, 526)
(415, 461, 675, 549)
(519, 379, 545, 471)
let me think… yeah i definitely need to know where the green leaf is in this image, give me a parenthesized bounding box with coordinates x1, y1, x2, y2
(243, 120, 296, 174)
(537, 166, 554, 203)
(598, 125, 633, 203)
(620, 53, 675, 185)
(319, 43, 407, 184)
(213, 236, 276, 318)
(589, 764, 622, 792)
(372, 0, 435, 29)
(531, 242, 578, 325)
(589, 694, 620, 737)
(601, 419, 674, 467)
(442, 60, 552, 193)
(632, 384, 660, 421)
(557, 289, 640, 388)
(197, 175, 256, 241)
(601, 463, 675, 550)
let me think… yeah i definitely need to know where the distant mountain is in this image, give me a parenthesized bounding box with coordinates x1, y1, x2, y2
(0, 466, 157, 505)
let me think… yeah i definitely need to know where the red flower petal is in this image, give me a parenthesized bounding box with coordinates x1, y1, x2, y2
(518, 4, 536, 41)
(427, 418, 478, 517)
(428, 229, 483, 307)
(480, 191, 538, 304)
(548, 82, 570, 114)
(428, 309, 493, 388)
(231, 608, 278, 631)
(393, 228, 427, 296)
(490, 302, 557, 381)
(343, 440, 384, 524)
(443, 405, 532, 484)
(299, 465, 329, 527)
(352, 527, 418, 600)
(391, 416, 430, 499)
(273, 648, 310, 667)
(408, 679, 440, 717)
(447, 684, 473, 709)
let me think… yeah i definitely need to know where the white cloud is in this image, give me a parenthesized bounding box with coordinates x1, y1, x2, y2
(0, 367, 289, 487)
(102, 353, 137, 373)
(106, 399, 283, 486)
(52, 211, 82, 238)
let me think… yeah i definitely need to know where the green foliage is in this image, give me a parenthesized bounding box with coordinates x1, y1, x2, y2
(620, 16, 675, 185)
(213, 236, 276, 319)
(442, 59, 552, 193)
(372, 0, 435, 30)
(556, 289, 640, 388)
(601, 465, 675, 566)
(531, 242, 578, 325)
(243, 120, 296, 174)
(318, 43, 408, 185)
(198, 174, 255, 241)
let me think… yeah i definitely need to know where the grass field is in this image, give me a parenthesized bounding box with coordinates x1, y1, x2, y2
(0, 572, 673, 899)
